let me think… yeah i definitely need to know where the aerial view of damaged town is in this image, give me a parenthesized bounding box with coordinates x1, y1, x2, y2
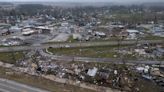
(0, 0, 163, 92)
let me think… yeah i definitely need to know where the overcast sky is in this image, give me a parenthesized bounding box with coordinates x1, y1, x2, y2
(1, 0, 164, 2)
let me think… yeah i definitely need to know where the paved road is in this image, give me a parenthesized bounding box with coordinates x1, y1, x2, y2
(0, 78, 49, 92)
(52, 56, 164, 65)
(0, 40, 163, 52)
(39, 50, 164, 65)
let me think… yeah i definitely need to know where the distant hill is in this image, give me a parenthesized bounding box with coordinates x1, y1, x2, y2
(0, 2, 13, 5)
(13, 2, 113, 7)
(142, 2, 164, 7)
(2, 1, 164, 8)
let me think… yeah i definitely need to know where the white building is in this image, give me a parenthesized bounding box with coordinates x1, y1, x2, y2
(95, 31, 106, 38)
(126, 29, 140, 39)
(22, 28, 36, 36)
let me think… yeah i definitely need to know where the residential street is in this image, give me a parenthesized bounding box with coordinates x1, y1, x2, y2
(0, 40, 163, 52)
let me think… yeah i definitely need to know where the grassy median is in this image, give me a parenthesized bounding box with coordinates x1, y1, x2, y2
(48, 46, 119, 58)
(47, 45, 137, 59)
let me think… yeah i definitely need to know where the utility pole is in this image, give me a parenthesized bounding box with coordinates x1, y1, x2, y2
(9, 48, 16, 64)
(135, 32, 140, 48)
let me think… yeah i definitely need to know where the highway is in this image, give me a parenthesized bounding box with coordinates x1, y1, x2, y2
(0, 40, 163, 52)
(0, 78, 49, 92)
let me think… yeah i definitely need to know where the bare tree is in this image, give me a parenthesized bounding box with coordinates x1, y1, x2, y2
(8, 48, 16, 64)
(116, 35, 126, 64)
(135, 32, 140, 48)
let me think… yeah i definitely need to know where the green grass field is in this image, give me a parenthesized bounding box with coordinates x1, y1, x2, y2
(0, 52, 24, 64)
(142, 35, 164, 40)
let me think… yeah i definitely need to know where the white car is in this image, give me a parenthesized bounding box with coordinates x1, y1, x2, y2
(65, 45, 70, 48)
